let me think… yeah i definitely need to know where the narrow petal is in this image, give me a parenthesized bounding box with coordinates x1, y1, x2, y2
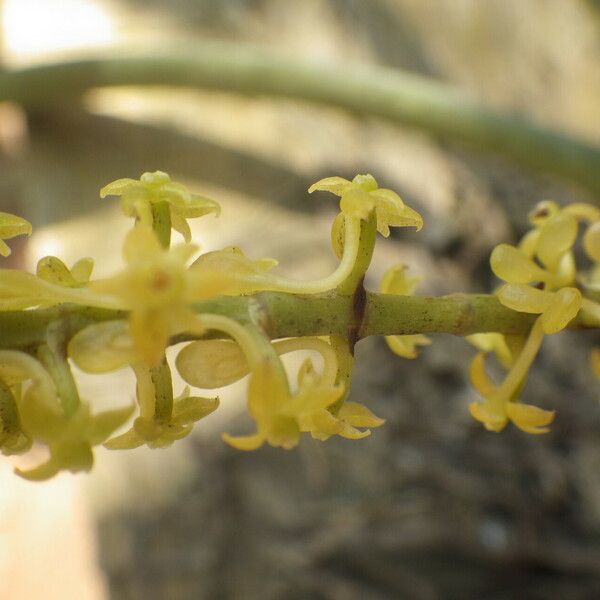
(222, 431, 265, 450)
(170, 210, 192, 243)
(99, 178, 140, 198)
(308, 176, 351, 196)
(469, 402, 508, 432)
(506, 402, 555, 434)
(104, 428, 144, 450)
(337, 401, 385, 427)
(15, 457, 62, 481)
(337, 422, 371, 440)
(172, 395, 219, 425)
(469, 353, 497, 397)
(87, 405, 135, 446)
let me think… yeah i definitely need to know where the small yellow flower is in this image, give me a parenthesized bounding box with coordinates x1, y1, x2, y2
(292, 359, 385, 441)
(222, 357, 346, 450)
(0, 350, 133, 480)
(309, 174, 422, 237)
(468, 352, 555, 434)
(90, 226, 276, 364)
(104, 387, 218, 450)
(0, 212, 31, 257)
(380, 264, 431, 358)
(101, 171, 220, 242)
(17, 398, 134, 481)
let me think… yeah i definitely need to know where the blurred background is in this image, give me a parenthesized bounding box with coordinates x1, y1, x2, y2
(0, 1, 599, 599)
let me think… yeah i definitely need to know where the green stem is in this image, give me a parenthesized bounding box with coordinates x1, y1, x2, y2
(151, 201, 171, 249)
(1, 43, 599, 194)
(0, 292, 583, 351)
(150, 360, 174, 423)
(37, 321, 81, 417)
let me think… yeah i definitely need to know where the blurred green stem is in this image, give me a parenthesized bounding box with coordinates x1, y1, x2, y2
(0, 42, 599, 195)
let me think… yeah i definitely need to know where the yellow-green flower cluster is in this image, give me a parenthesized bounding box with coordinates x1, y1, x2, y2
(0, 170, 424, 476)
(469, 199, 600, 434)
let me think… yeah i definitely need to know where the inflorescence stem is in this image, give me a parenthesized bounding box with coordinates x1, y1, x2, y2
(0, 292, 594, 352)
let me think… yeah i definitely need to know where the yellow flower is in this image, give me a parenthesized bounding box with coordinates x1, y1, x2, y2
(292, 359, 385, 441)
(104, 387, 218, 450)
(176, 333, 382, 442)
(222, 357, 347, 450)
(0, 350, 133, 480)
(90, 226, 276, 364)
(380, 264, 431, 358)
(101, 171, 220, 242)
(0, 212, 32, 257)
(185, 315, 382, 450)
(309, 174, 422, 237)
(468, 351, 555, 434)
(17, 398, 134, 481)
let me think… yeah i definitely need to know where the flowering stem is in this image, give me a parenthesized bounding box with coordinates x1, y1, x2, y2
(151, 201, 171, 249)
(493, 317, 545, 401)
(0, 292, 593, 352)
(150, 360, 174, 422)
(265, 216, 362, 294)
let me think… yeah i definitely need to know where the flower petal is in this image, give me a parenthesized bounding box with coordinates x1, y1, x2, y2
(469, 401, 508, 432)
(536, 212, 578, 270)
(490, 244, 550, 284)
(469, 352, 497, 397)
(308, 176, 352, 196)
(99, 178, 140, 198)
(540, 287, 581, 334)
(222, 431, 265, 450)
(506, 402, 555, 434)
(337, 401, 385, 427)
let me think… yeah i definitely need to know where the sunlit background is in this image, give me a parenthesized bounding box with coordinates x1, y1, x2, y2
(1, 1, 599, 599)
